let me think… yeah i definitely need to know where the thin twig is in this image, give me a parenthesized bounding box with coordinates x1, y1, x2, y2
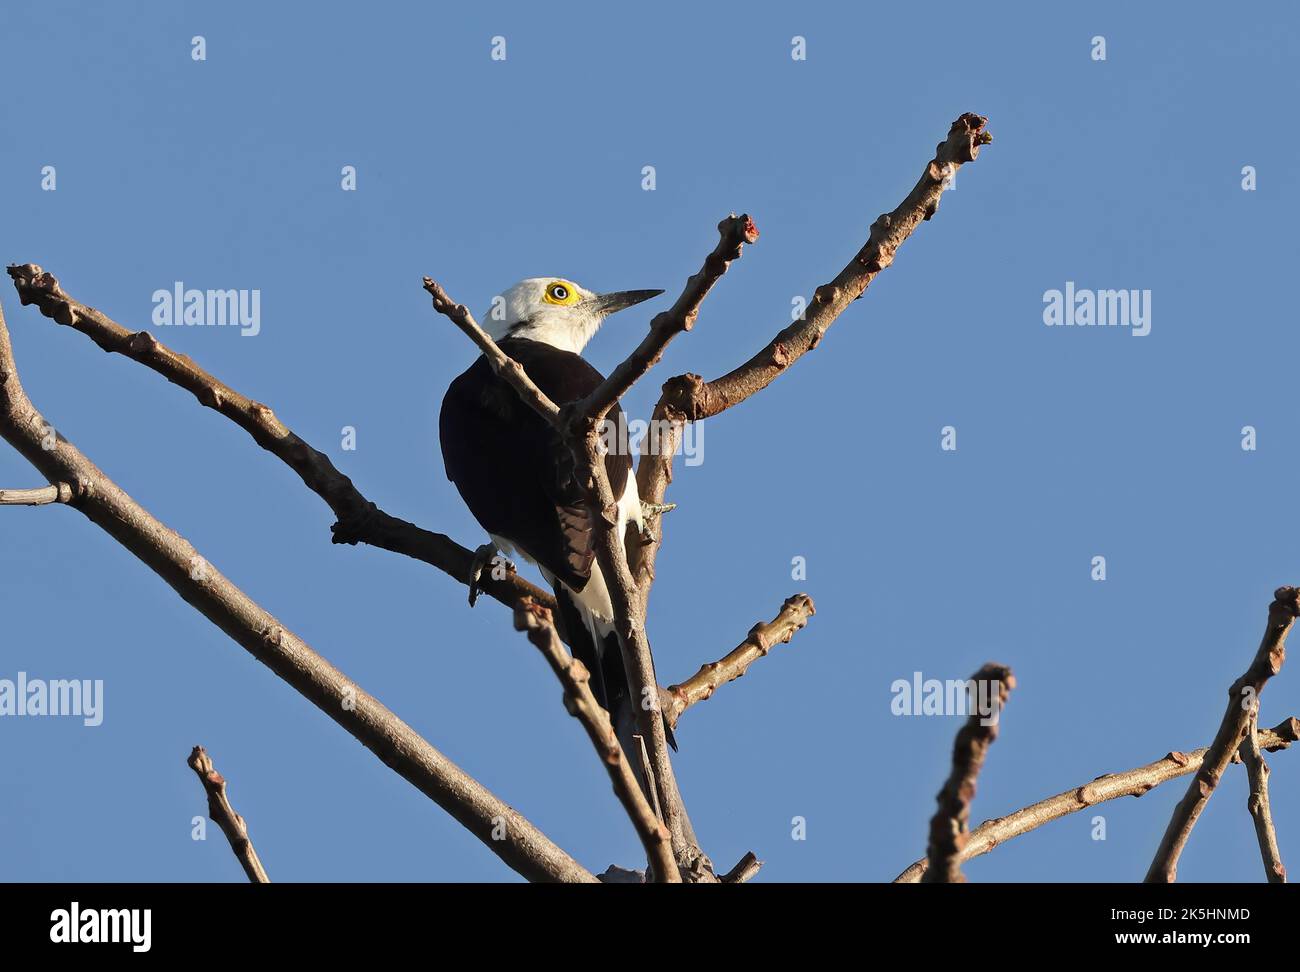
(1145, 586, 1298, 882)
(663, 594, 815, 730)
(1240, 708, 1287, 882)
(630, 113, 992, 611)
(637, 735, 662, 823)
(429, 115, 993, 881)
(720, 851, 763, 884)
(513, 599, 679, 883)
(894, 716, 1300, 882)
(423, 277, 560, 423)
(186, 746, 270, 883)
(572, 407, 709, 878)
(4, 264, 552, 614)
(921, 663, 1014, 883)
(659, 114, 992, 422)
(428, 277, 714, 880)
(0, 296, 594, 884)
(0, 483, 70, 505)
(573, 214, 758, 427)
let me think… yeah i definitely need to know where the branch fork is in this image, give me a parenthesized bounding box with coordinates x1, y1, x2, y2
(1145, 586, 1297, 882)
(4, 113, 994, 884)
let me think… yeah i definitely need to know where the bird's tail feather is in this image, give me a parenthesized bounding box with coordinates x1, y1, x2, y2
(551, 585, 677, 775)
(553, 584, 696, 879)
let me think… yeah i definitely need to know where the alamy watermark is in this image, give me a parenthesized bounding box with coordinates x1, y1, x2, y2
(152, 282, 261, 336)
(890, 672, 1004, 726)
(597, 412, 703, 467)
(1043, 282, 1151, 337)
(0, 672, 103, 726)
(50, 902, 150, 952)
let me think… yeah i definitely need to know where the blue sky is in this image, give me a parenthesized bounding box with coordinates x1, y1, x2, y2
(2, 2, 1297, 882)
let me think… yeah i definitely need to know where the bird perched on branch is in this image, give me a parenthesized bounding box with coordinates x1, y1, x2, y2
(439, 277, 673, 765)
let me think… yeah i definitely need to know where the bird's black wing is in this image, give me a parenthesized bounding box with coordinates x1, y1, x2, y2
(439, 338, 631, 592)
(441, 340, 677, 752)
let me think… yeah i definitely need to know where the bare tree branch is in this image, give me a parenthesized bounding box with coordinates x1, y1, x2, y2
(663, 593, 815, 730)
(423, 277, 561, 423)
(629, 112, 992, 609)
(566, 394, 708, 877)
(895, 716, 1300, 883)
(720, 851, 763, 884)
(573, 214, 758, 427)
(513, 599, 679, 883)
(0, 296, 594, 883)
(426, 292, 713, 881)
(922, 663, 1014, 883)
(659, 114, 991, 422)
(425, 114, 994, 881)
(627, 398, 685, 607)
(0, 483, 70, 505)
(1240, 708, 1287, 882)
(4, 264, 552, 614)
(1145, 586, 1298, 883)
(186, 745, 270, 883)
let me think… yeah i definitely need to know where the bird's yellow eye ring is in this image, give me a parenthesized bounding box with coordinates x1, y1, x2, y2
(543, 280, 580, 306)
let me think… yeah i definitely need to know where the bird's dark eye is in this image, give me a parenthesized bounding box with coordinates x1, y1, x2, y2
(549, 284, 569, 301)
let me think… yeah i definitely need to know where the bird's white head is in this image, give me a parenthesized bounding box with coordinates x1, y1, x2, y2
(483, 278, 663, 355)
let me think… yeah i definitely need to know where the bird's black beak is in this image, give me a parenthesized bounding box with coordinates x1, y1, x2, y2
(590, 289, 664, 316)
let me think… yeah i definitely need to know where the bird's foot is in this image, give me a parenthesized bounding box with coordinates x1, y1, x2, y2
(468, 543, 512, 607)
(639, 501, 676, 541)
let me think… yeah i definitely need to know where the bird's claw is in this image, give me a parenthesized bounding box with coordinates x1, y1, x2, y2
(468, 542, 510, 607)
(639, 501, 676, 541)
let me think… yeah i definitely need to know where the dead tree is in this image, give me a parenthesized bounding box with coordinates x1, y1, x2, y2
(3, 113, 1291, 883)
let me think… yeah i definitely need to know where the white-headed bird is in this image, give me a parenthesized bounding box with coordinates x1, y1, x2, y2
(439, 278, 670, 761)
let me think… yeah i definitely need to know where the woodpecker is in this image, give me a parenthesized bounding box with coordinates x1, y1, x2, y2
(439, 277, 671, 763)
